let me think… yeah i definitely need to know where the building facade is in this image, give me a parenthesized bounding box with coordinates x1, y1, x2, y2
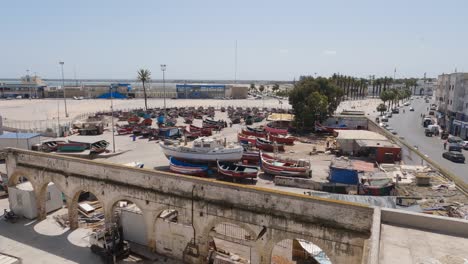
(0, 75, 46, 98)
(435, 73, 468, 138)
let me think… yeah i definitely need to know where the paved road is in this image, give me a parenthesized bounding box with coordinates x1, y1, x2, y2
(388, 97, 468, 184)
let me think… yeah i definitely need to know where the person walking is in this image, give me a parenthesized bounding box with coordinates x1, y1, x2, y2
(443, 140, 447, 150)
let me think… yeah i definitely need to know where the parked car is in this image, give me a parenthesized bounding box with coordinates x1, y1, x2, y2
(409, 107, 414, 111)
(386, 112, 393, 118)
(463, 141, 468, 150)
(448, 136, 464, 144)
(404, 102, 410, 106)
(424, 128, 433, 137)
(448, 143, 462, 152)
(392, 108, 400, 114)
(442, 151, 465, 163)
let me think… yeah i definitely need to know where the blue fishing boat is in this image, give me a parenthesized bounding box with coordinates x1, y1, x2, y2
(169, 157, 210, 177)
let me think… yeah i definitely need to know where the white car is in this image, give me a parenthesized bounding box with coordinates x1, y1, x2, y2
(404, 102, 410, 106)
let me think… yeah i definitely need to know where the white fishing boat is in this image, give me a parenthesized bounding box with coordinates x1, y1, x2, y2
(159, 137, 243, 162)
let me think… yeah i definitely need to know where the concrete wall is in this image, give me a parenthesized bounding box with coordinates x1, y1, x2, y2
(274, 176, 322, 190)
(120, 208, 147, 246)
(381, 208, 468, 238)
(9, 182, 62, 219)
(0, 137, 40, 151)
(5, 148, 375, 264)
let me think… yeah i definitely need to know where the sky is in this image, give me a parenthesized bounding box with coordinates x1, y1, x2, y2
(1, 0, 467, 81)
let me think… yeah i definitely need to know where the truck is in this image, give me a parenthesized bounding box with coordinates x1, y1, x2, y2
(90, 225, 130, 263)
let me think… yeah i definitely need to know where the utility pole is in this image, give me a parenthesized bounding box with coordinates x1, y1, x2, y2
(110, 85, 116, 153)
(26, 69, 31, 100)
(59, 61, 69, 117)
(161, 64, 167, 116)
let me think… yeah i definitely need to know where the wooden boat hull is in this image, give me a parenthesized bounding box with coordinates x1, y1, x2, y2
(57, 143, 87, 152)
(160, 143, 243, 162)
(264, 125, 288, 135)
(241, 151, 260, 163)
(255, 138, 285, 152)
(169, 157, 209, 177)
(217, 161, 258, 179)
(241, 128, 266, 138)
(237, 133, 256, 145)
(260, 152, 310, 178)
(269, 134, 296, 145)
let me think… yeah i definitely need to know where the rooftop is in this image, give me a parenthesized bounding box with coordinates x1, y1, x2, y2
(335, 130, 387, 141)
(355, 139, 399, 148)
(0, 132, 41, 139)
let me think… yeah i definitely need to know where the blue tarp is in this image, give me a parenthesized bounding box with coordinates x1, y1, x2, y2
(329, 167, 359, 184)
(97, 92, 127, 99)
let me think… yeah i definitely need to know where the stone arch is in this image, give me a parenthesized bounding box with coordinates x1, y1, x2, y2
(105, 195, 147, 223)
(265, 231, 338, 264)
(68, 185, 106, 229)
(36, 177, 69, 221)
(419, 87, 425, 95)
(7, 169, 40, 188)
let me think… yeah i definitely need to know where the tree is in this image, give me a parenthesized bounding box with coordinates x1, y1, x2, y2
(289, 76, 344, 131)
(272, 83, 280, 93)
(259, 85, 265, 93)
(380, 90, 392, 109)
(377, 103, 387, 115)
(137, 69, 151, 110)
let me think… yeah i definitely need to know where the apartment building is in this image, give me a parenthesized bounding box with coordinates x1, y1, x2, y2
(436, 72, 468, 138)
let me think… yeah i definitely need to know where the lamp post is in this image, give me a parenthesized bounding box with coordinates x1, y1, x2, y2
(161, 64, 167, 115)
(26, 69, 31, 100)
(59, 61, 69, 117)
(110, 85, 116, 153)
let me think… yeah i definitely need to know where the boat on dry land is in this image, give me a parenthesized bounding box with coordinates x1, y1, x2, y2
(217, 161, 258, 180)
(255, 137, 285, 152)
(169, 157, 209, 177)
(260, 152, 311, 178)
(268, 134, 296, 145)
(159, 137, 243, 162)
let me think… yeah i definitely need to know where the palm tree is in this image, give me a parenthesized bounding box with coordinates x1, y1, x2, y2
(137, 69, 151, 110)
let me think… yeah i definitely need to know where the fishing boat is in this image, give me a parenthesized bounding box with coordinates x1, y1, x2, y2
(184, 116, 194, 124)
(264, 123, 288, 135)
(127, 116, 140, 125)
(269, 134, 296, 145)
(57, 142, 87, 152)
(203, 118, 225, 129)
(189, 125, 213, 136)
(41, 140, 66, 152)
(217, 161, 258, 180)
(160, 137, 243, 162)
(260, 152, 311, 178)
(242, 127, 267, 138)
(117, 125, 134, 135)
(169, 157, 209, 177)
(241, 150, 260, 163)
(237, 133, 257, 145)
(90, 140, 110, 154)
(231, 116, 241, 124)
(255, 137, 285, 152)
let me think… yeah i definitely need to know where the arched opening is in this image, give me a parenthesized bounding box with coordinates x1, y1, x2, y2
(6, 172, 38, 220)
(207, 222, 255, 263)
(419, 88, 425, 95)
(272, 239, 331, 264)
(110, 199, 146, 247)
(34, 180, 69, 236)
(154, 209, 193, 259)
(67, 190, 105, 248)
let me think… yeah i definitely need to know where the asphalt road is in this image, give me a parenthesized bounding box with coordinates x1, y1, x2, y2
(387, 97, 468, 184)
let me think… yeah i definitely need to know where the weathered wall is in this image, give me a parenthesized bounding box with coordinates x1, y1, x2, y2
(274, 176, 322, 190)
(5, 149, 376, 264)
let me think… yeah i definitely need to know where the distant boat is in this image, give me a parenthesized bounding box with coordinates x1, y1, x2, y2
(40, 140, 67, 152)
(57, 142, 87, 152)
(160, 137, 243, 162)
(237, 133, 257, 145)
(264, 123, 288, 135)
(217, 160, 258, 180)
(169, 157, 209, 177)
(255, 137, 285, 152)
(269, 134, 296, 145)
(260, 152, 311, 178)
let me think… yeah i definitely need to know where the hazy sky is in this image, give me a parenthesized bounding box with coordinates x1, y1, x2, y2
(1, 0, 467, 80)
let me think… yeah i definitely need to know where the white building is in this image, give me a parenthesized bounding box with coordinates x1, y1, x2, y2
(435, 73, 468, 138)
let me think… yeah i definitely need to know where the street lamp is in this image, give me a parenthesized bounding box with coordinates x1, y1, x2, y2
(59, 61, 69, 117)
(161, 64, 167, 115)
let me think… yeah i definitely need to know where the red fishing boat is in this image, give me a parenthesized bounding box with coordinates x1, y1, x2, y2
(241, 127, 267, 138)
(241, 150, 260, 163)
(169, 157, 209, 177)
(217, 161, 258, 180)
(264, 123, 288, 135)
(237, 133, 257, 145)
(268, 134, 296, 145)
(255, 138, 285, 152)
(189, 125, 213, 136)
(260, 152, 311, 178)
(117, 125, 134, 135)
